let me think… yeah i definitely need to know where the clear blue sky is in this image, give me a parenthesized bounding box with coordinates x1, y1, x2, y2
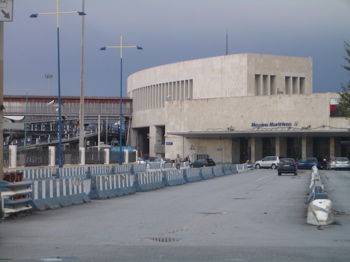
(3, 0, 350, 97)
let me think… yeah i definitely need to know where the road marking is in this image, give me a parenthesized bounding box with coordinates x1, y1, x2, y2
(256, 174, 275, 181)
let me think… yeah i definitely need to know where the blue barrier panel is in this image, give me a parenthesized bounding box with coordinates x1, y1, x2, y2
(11, 168, 53, 180)
(149, 162, 161, 170)
(89, 174, 136, 199)
(132, 164, 147, 174)
(56, 166, 86, 179)
(200, 167, 215, 180)
(163, 169, 187, 187)
(31, 178, 90, 211)
(183, 168, 202, 183)
(134, 171, 164, 192)
(87, 165, 111, 178)
(212, 166, 225, 177)
(112, 164, 133, 174)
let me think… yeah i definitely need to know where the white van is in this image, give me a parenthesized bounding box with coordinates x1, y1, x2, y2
(255, 156, 280, 169)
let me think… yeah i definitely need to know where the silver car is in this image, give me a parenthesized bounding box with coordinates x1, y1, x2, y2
(329, 157, 350, 170)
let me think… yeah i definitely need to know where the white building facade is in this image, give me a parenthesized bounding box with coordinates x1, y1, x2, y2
(127, 53, 349, 163)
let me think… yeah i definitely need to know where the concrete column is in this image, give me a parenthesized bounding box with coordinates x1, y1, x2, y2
(124, 149, 129, 164)
(329, 137, 335, 159)
(49, 146, 55, 167)
(302, 137, 313, 158)
(149, 125, 157, 157)
(104, 149, 110, 165)
(255, 137, 263, 161)
(251, 137, 256, 163)
(79, 147, 85, 165)
(232, 138, 240, 163)
(133, 149, 138, 163)
(279, 137, 287, 157)
(9, 145, 17, 169)
(275, 137, 280, 157)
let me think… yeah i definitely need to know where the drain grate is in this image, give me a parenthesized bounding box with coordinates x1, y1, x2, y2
(146, 237, 180, 243)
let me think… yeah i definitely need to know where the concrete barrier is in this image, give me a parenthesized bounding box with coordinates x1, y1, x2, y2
(134, 171, 164, 192)
(212, 166, 225, 177)
(88, 173, 136, 199)
(183, 168, 202, 183)
(132, 164, 147, 174)
(163, 169, 186, 187)
(200, 167, 215, 180)
(306, 166, 334, 226)
(31, 178, 90, 211)
(307, 199, 335, 226)
(222, 165, 233, 175)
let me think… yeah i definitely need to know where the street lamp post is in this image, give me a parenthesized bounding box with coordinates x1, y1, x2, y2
(30, 0, 86, 168)
(100, 36, 143, 165)
(45, 74, 53, 95)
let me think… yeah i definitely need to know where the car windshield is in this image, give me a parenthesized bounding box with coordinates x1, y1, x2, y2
(281, 159, 294, 164)
(335, 157, 348, 161)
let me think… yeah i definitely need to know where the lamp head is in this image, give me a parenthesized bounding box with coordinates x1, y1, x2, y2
(78, 11, 86, 16)
(30, 13, 38, 18)
(100, 47, 107, 51)
(137, 46, 143, 50)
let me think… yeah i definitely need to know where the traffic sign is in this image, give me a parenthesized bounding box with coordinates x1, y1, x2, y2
(0, 0, 13, 22)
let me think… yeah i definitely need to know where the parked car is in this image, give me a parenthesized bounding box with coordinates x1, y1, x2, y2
(152, 158, 172, 163)
(329, 157, 350, 170)
(316, 158, 327, 170)
(254, 156, 280, 169)
(137, 157, 146, 164)
(277, 158, 297, 176)
(190, 158, 215, 168)
(296, 157, 318, 169)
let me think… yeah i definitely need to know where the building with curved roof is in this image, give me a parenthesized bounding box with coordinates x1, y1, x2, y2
(127, 53, 348, 164)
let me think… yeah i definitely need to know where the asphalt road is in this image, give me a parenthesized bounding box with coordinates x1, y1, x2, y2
(1, 168, 349, 262)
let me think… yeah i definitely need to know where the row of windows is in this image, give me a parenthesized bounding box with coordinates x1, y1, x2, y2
(255, 75, 306, 95)
(132, 79, 193, 111)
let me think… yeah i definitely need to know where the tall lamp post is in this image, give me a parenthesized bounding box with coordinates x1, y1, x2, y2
(100, 36, 143, 165)
(30, 0, 86, 168)
(45, 74, 53, 95)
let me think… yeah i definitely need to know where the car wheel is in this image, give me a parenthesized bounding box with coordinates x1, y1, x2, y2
(271, 164, 277, 169)
(255, 164, 261, 169)
(278, 172, 281, 176)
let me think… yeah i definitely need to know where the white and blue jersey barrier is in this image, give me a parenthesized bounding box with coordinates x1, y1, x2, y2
(31, 178, 90, 211)
(200, 167, 215, 180)
(87, 165, 111, 178)
(212, 166, 225, 177)
(184, 168, 202, 183)
(13, 168, 53, 180)
(306, 166, 334, 225)
(89, 173, 136, 199)
(112, 164, 133, 174)
(132, 164, 147, 174)
(307, 167, 327, 204)
(148, 162, 161, 170)
(0, 180, 33, 218)
(134, 171, 164, 192)
(222, 165, 234, 175)
(163, 169, 187, 187)
(56, 166, 87, 179)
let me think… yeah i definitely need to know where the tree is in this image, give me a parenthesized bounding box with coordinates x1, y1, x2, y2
(338, 41, 350, 117)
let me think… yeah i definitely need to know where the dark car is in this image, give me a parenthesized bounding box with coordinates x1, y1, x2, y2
(277, 158, 297, 176)
(296, 157, 318, 169)
(316, 158, 327, 170)
(190, 158, 216, 168)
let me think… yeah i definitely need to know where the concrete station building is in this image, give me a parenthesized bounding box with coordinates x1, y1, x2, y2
(127, 53, 350, 164)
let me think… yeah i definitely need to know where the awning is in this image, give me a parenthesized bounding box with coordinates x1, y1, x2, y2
(167, 129, 350, 139)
